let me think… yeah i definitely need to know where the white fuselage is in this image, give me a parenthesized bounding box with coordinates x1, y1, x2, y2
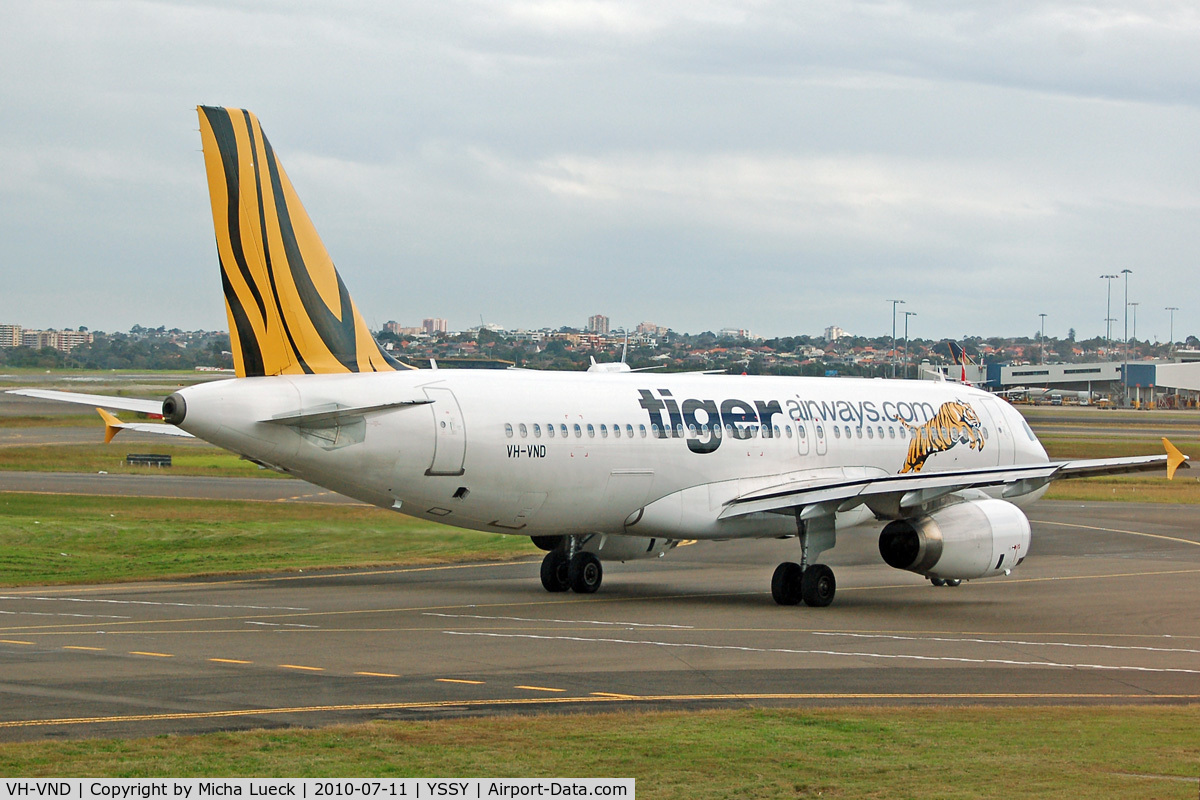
(174, 371, 1049, 541)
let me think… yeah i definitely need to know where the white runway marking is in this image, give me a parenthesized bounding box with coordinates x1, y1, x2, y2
(814, 632, 1200, 655)
(0, 610, 131, 620)
(0, 595, 307, 611)
(424, 612, 693, 629)
(444, 632, 1200, 675)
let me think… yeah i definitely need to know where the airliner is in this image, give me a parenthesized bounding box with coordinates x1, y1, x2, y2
(10, 107, 1188, 607)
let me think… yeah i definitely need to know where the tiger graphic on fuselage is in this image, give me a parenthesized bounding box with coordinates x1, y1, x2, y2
(899, 400, 985, 473)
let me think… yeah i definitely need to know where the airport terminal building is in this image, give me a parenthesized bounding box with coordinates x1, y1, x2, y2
(944, 351, 1200, 407)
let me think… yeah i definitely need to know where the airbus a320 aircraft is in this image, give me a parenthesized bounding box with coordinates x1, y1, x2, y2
(11, 107, 1189, 607)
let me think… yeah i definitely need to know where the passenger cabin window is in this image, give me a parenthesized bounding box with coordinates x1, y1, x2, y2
(573, 424, 582, 438)
(888, 426, 895, 439)
(547, 424, 555, 438)
(519, 423, 528, 438)
(866, 427, 873, 439)
(504, 423, 514, 438)
(877, 426, 884, 439)
(899, 427, 907, 439)
(587, 423, 595, 438)
(560, 424, 568, 437)
(626, 424, 634, 438)
(612, 424, 620, 438)
(600, 424, 608, 438)
(639, 424, 647, 438)
(533, 424, 541, 438)
(834, 426, 841, 439)
(651, 423, 661, 437)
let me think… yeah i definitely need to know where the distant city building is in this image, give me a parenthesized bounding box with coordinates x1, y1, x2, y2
(383, 321, 423, 336)
(636, 321, 669, 337)
(0, 324, 20, 348)
(824, 325, 848, 341)
(718, 327, 755, 340)
(423, 318, 448, 335)
(587, 314, 610, 334)
(12, 328, 93, 352)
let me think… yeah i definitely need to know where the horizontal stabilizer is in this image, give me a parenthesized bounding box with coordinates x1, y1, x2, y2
(7, 388, 164, 416)
(95, 407, 193, 442)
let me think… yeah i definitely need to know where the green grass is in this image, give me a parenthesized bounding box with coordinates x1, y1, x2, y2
(0, 707, 1196, 798)
(0, 493, 535, 585)
(0, 443, 289, 478)
(1038, 435, 1199, 460)
(1045, 475, 1200, 503)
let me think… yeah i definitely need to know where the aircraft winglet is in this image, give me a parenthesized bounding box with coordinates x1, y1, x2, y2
(96, 407, 123, 444)
(1163, 438, 1189, 481)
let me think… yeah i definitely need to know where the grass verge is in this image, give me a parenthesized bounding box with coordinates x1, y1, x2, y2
(0, 443, 288, 478)
(1045, 475, 1200, 503)
(0, 707, 1196, 798)
(0, 493, 535, 585)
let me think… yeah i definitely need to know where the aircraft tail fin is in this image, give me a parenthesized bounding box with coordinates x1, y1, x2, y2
(196, 106, 410, 377)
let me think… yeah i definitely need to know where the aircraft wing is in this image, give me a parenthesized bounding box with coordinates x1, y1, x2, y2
(720, 440, 1187, 520)
(7, 388, 165, 416)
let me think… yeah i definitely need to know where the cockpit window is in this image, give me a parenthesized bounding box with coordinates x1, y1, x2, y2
(1021, 418, 1037, 442)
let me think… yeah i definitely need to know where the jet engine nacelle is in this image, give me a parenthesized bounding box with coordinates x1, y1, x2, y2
(877, 498, 1030, 580)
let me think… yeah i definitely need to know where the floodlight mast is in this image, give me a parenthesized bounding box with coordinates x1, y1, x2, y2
(889, 299, 905, 378)
(1100, 274, 1117, 357)
(1121, 269, 1132, 404)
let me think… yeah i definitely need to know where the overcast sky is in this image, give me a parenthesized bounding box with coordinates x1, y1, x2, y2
(2, 1, 1198, 342)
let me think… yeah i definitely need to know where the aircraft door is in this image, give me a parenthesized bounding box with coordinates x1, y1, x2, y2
(814, 420, 828, 456)
(796, 419, 810, 456)
(424, 386, 466, 476)
(979, 398, 1012, 466)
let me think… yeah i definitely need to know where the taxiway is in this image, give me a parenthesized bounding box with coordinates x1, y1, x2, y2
(1, 500, 1198, 741)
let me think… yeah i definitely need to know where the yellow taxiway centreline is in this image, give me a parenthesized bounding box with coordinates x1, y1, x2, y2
(2, 692, 1198, 730)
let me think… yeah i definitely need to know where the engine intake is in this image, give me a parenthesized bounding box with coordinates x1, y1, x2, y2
(162, 393, 187, 425)
(878, 498, 1030, 580)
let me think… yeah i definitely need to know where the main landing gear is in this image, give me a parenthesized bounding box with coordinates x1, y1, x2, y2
(771, 561, 835, 607)
(539, 536, 602, 594)
(772, 511, 838, 607)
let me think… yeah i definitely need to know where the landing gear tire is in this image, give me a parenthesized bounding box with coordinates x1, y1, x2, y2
(771, 562, 803, 606)
(540, 550, 570, 592)
(801, 564, 836, 607)
(930, 577, 946, 587)
(945, 579, 962, 587)
(568, 552, 603, 594)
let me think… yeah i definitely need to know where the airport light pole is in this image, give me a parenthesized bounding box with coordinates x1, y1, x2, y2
(1100, 274, 1117, 357)
(889, 299, 905, 378)
(1129, 302, 1139, 342)
(1039, 313, 1047, 364)
(1121, 268, 1132, 404)
(1166, 307, 1179, 353)
(903, 311, 917, 380)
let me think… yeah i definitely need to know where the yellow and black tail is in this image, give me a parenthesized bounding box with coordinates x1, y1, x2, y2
(197, 106, 409, 377)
